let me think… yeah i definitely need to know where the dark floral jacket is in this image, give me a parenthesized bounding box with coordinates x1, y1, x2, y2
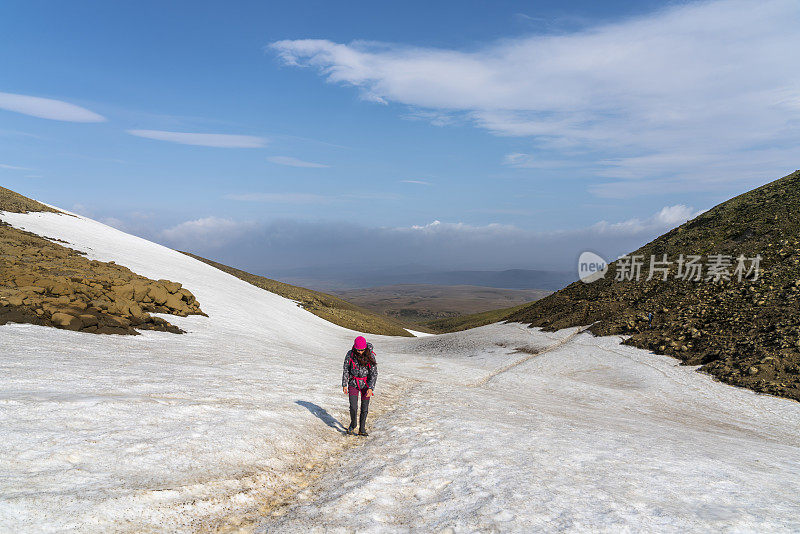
(342, 342, 378, 390)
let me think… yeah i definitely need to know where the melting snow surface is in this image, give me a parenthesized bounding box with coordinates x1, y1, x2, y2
(404, 328, 435, 337)
(1, 210, 799, 533)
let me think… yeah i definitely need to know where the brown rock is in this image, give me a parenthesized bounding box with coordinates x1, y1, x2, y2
(14, 275, 37, 286)
(128, 302, 143, 317)
(110, 283, 135, 300)
(90, 299, 110, 310)
(78, 314, 99, 327)
(178, 288, 194, 301)
(18, 285, 45, 294)
(132, 281, 150, 301)
(148, 285, 170, 305)
(106, 315, 131, 328)
(163, 281, 182, 293)
(51, 312, 82, 330)
(164, 293, 184, 310)
(130, 310, 151, 324)
(49, 281, 73, 296)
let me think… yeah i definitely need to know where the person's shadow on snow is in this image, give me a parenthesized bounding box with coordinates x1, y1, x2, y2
(296, 401, 346, 433)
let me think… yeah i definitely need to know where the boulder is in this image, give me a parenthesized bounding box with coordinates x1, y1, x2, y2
(51, 312, 81, 330)
(163, 281, 182, 293)
(106, 315, 131, 328)
(164, 293, 184, 310)
(90, 299, 110, 310)
(130, 310, 151, 324)
(14, 274, 36, 287)
(132, 281, 150, 301)
(49, 281, 73, 296)
(128, 302, 144, 317)
(17, 285, 44, 294)
(147, 285, 170, 305)
(78, 314, 99, 327)
(178, 288, 194, 301)
(110, 283, 135, 301)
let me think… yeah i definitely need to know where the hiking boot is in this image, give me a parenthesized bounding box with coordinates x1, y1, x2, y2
(358, 429, 369, 436)
(346, 426, 356, 435)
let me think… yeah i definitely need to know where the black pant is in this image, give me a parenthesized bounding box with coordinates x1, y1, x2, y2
(349, 393, 370, 431)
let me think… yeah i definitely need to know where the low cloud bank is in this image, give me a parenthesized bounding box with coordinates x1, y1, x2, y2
(154, 205, 704, 274)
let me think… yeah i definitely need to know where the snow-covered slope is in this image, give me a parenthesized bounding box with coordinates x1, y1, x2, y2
(1, 209, 799, 533)
(268, 327, 800, 532)
(0, 209, 409, 532)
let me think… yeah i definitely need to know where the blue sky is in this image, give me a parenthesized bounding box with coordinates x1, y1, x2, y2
(1, 0, 798, 276)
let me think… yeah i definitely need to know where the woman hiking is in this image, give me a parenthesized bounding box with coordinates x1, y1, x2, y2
(342, 335, 377, 436)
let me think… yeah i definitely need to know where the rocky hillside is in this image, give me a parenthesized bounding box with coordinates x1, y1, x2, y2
(0, 185, 65, 214)
(505, 170, 800, 401)
(0, 187, 206, 335)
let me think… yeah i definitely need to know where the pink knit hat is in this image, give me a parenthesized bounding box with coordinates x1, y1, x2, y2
(353, 336, 367, 350)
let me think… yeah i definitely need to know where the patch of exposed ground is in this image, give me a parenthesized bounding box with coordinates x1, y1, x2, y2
(332, 284, 550, 324)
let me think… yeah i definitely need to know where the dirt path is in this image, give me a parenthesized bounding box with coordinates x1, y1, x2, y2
(203, 377, 421, 533)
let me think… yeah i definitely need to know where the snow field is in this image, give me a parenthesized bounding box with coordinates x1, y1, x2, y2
(2, 209, 799, 533)
(258, 328, 800, 533)
(0, 210, 406, 531)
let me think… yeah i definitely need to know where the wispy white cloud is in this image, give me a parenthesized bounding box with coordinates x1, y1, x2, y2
(401, 109, 460, 127)
(590, 148, 800, 198)
(0, 92, 105, 122)
(0, 163, 32, 171)
(400, 179, 432, 185)
(224, 192, 331, 203)
(340, 192, 404, 201)
(267, 155, 329, 168)
(127, 129, 267, 148)
(0, 129, 44, 139)
(270, 0, 800, 195)
(502, 153, 579, 169)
